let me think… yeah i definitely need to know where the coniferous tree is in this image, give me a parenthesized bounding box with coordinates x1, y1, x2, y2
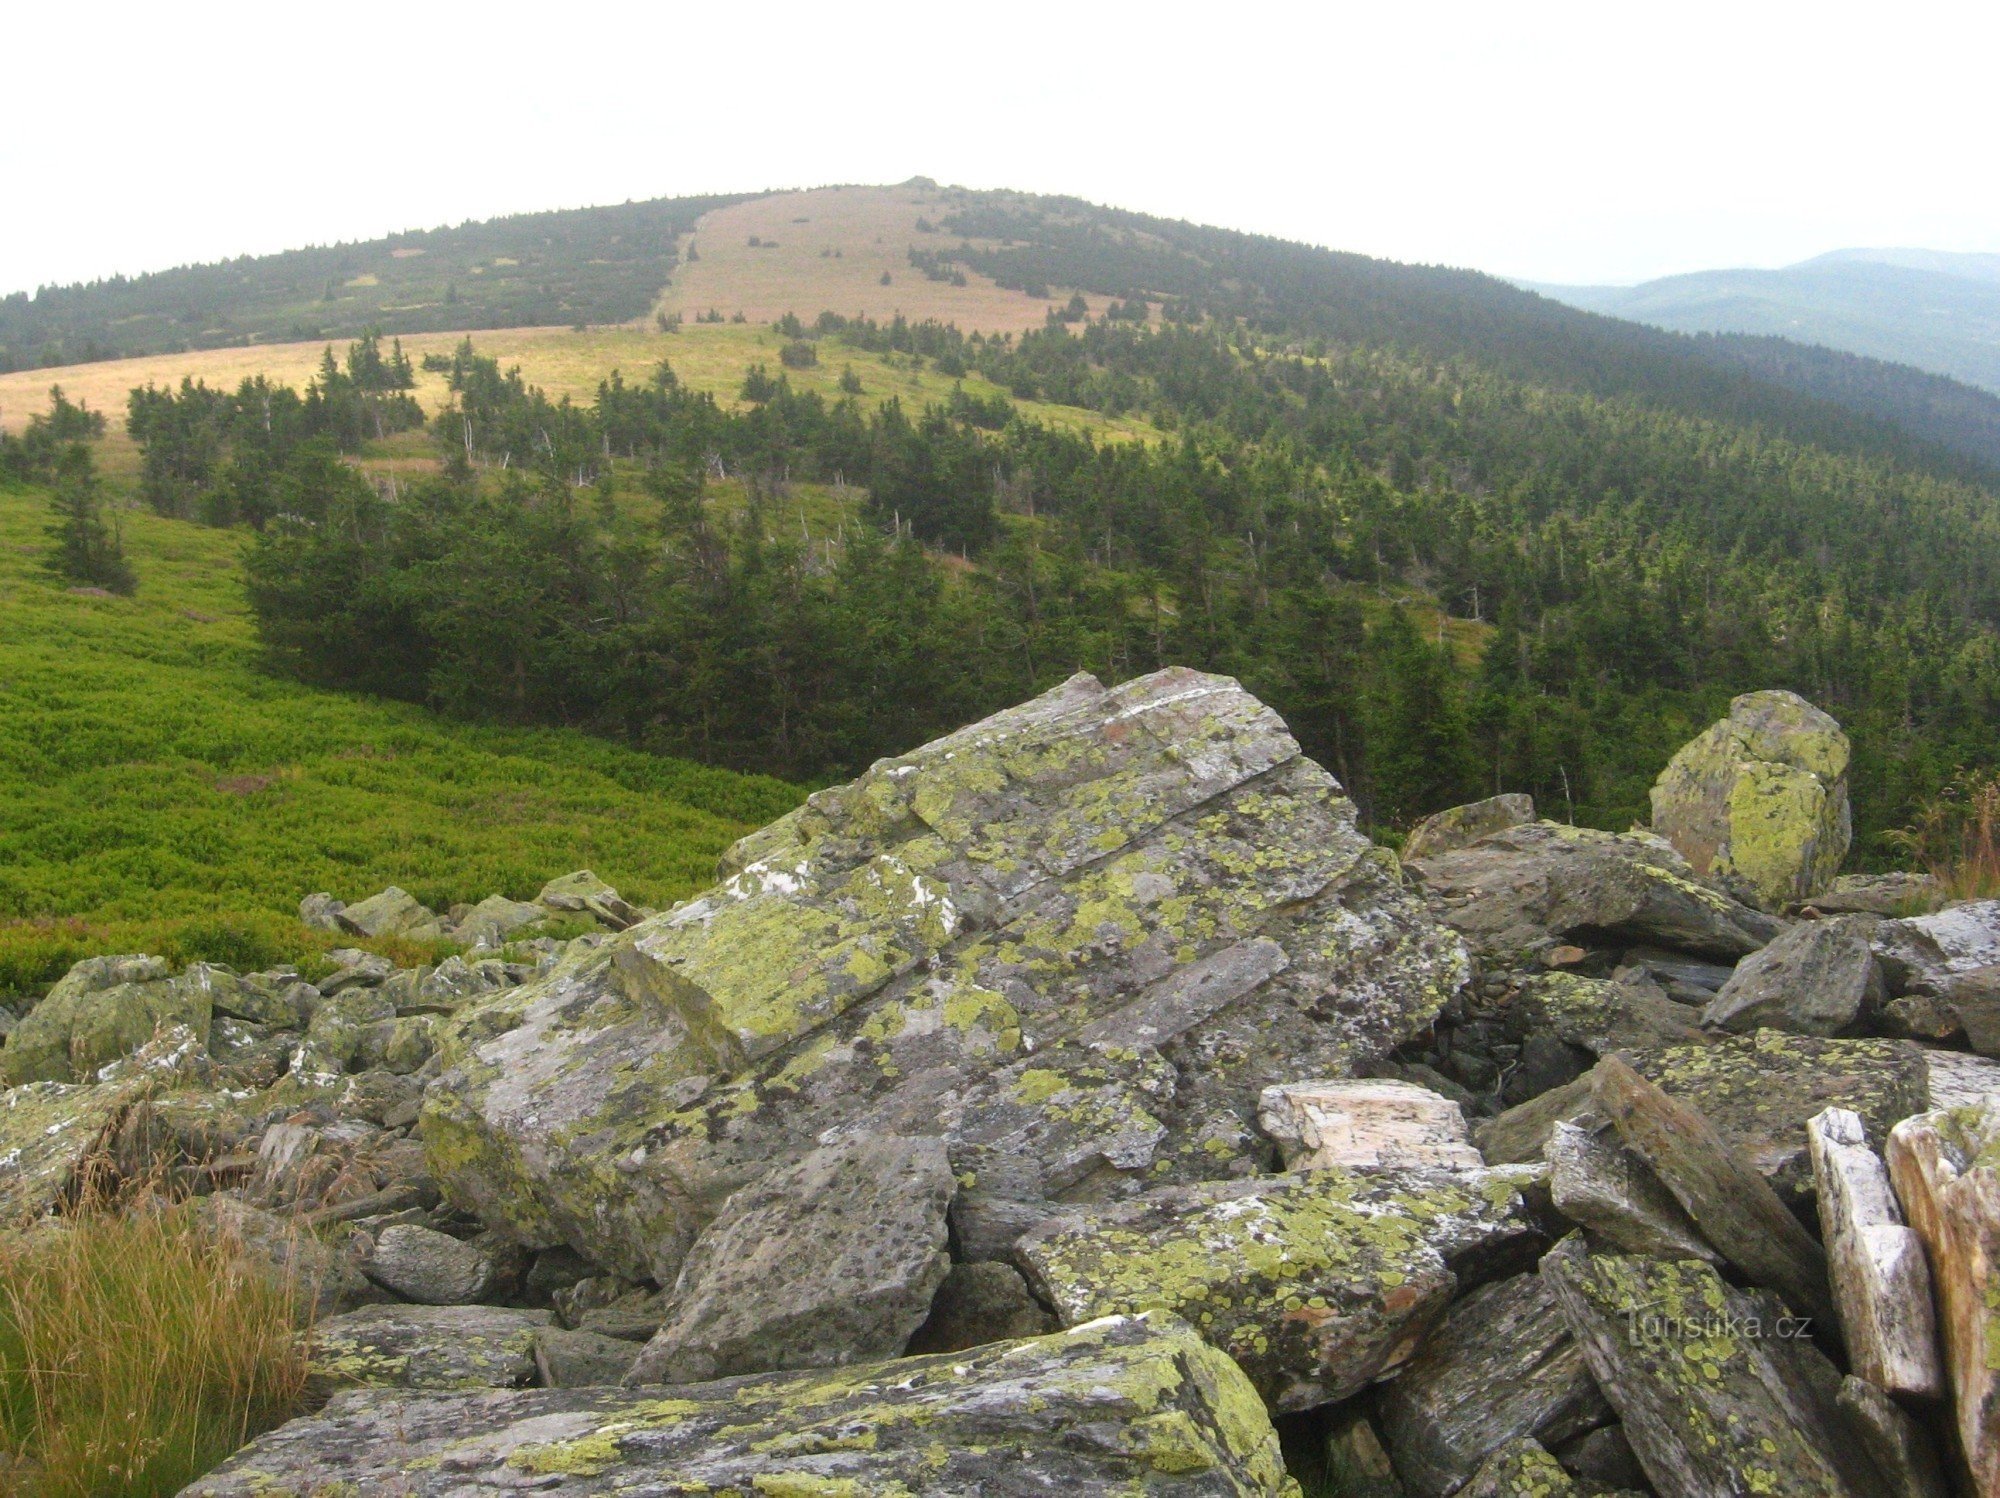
(44, 444, 135, 594)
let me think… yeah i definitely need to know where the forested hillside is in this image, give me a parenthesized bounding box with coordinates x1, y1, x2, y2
(0, 194, 747, 372)
(14, 184, 2000, 871)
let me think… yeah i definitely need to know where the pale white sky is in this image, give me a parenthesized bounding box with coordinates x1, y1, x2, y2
(6, 0, 1995, 297)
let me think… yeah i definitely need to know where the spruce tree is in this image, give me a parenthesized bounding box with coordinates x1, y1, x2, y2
(44, 444, 135, 594)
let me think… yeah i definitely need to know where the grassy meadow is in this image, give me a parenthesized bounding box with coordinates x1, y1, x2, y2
(0, 476, 801, 999)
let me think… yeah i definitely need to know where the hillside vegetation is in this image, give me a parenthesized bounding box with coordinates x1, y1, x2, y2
(0, 194, 745, 371)
(0, 475, 798, 997)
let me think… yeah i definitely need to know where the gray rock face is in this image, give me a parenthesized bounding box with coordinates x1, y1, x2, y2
(1015, 1163, 1538, 1412)
(336, 885, 444, 941)
(905, 1260, 1056, 1354)
(363, 1222, 497, 1305)
(298, 892, 346, 931)
(1402, 793, 1537, 863)
(1375, 1271, 1609, 1497)
(189, 1194, 376, 1320)
(0, 1079, 147, 1224)
(309, 1304, 549, 1394)
(1543, 1239, 1896, 1498)
(423, 669, 1471, 1285)
(1545, 1118, 1719, 1263)
(623, 1134, 953, 1384)
(1806, 872, 1940, 917)
(1703, 914, 1884, 1035)
(1872, 898, 2000, 997)
(1510, 970, 1706, 1055)
(535, 870, 645, 930)
(2, 957, 228, 1085)
(185, 1312, 1296, 1496)
(1648, 688, 1852, 909)
(533, 1327, 641, 1387)
(1408, 820, 1782, 963)
(450, 894, 548, 950)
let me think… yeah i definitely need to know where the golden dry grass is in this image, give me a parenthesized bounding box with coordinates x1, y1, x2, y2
(661, 184, 1112, 332)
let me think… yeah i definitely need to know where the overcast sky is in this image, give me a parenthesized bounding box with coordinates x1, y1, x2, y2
(6, 0, 1994, 297)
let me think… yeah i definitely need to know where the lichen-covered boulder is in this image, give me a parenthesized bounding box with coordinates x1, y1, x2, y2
(1401, 793, 1536, 863)
(1509, 970, 1706, 1055)
(423, 669, 1470, 1285)
(1649, 689, 1852, 909)
(451, 894, 549, 950)
(1702, 913, 1884, 1035)
(363, 1222, 497, 1305)
(309, 1304, 550, 1396)
(1872, 898, 2000, 997)
(623, 1133, 953, 1384)
(535, 870, 645, 930)
(186, 1312, 1299, 1496)
(1407, 820, 1781, 963)
(1, 957, 224, 1085)
(0, 1079, 147, 1224)
(1015, 1164, 1537, 1412)
(336, 885, 445, 941)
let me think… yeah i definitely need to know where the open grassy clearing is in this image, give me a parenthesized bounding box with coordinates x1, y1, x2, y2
(0, 478, 799, 998)
(661, 183, 1118, 332)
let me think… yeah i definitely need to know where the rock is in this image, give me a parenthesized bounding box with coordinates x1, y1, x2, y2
(1402, 793, 1537, 863)
(1804, 872, 1941, 917)
(0, 1079, 147, 1224)
(1806, 1107, 1943, 1399)
(1481, 1034, 1930, 1202)
(1459, 1439, 1580, 1498)
(1408, 820, 1782, 964)
(335, 885, 445, 941)
(424, 669, 1471, 1285)
(1375, 1271, 1609, 1497)
(185, 1311, 1295, 1496)
(309, 1304, 550, 1394)
(533, 1327, 640, 1387)
(1872, 898, 2000, 997)
(1257, 1078, 1483, 1172)
(1879, 991, 1964, 1041)
(1551, 1425, 1647, 1491)
(1836, 1374, 1953, 1498)
(1921, 1048, 2000, 1111)
(363, 1222, 497, 1305)
(1510, 970, 1706, 1054)
(1591, 1056, 1834, 1327)
(299, 892, 346, 931)
(452, 894, 549, 950)
(1501, 1032, 1593, 1107)
(350, 1014, 437, 1074)
(1543, 1238, 1892, 1498)
(573, 1289, 667, 1343)
(1545, 1117, 1720, 1262)
(1016, 1163, 1536, 1412)
(534, 870, 644, 930)
(318, 949, 393, 994)
(1618, 946, 1736, 994)
(1885, 1100, 2000, 1496)
(1324, 1408, 1405, 1498)
(905, 1260, 1055, 1354)
(188, 1194, 375, 1320)
(1648, 688, 1852, 908)
(1, 958, 221, 1085)
(623, 1134, 953, 1384)
(1702, 914, 1884, 1035)
(1945, 964, 2000, 1055)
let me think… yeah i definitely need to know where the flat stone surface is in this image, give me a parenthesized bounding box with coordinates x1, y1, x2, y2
(1546, 1117, 1719, 1262)
(336, 885, 444, 941)
(624, 1133, 953, 1384)
(363, 1222, 495, 1305)
(1257, 1078, 1483, 1172)
(1703, 915, 1883, 1035)
(1408, 820, 1782, 963)
(309, 1303, 550, 1394)
(0, 1079, 147, 1225)
(1402, 793, 1536, 862)
(187, 1312, 1296, 1496)
(1017, 1163, 1536, 1412)
(1375, 1271, 1609, 1497)
(423, 669, 1471, 1285)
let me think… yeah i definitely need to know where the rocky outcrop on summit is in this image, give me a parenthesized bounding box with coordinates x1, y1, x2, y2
(1649, 688, 1852, 908)
(421, 668, 1471, 1284)
(187, 1313, 1297, 1496)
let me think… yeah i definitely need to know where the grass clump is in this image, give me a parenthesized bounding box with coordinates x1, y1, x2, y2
(1890, 770, 2000, 902)
(0, 1205, 310, 1495)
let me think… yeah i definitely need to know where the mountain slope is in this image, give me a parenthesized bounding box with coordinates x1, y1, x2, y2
(1537, 253, 2000, 395)
(0, 475, 799, 996)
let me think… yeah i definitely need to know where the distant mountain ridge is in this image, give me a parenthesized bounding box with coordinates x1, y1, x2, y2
(1534, 248, 2000, 395)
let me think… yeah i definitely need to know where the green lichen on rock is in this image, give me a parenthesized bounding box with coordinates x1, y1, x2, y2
(1650, 689, 1852, 908)
(2, 955, 223, 1085)
(1017, 1164, 1534, 1411)
(308, 1304, 550, 1395)
(188, 1312, 1297, 1495)
(0, 1077, 149, 1225)
(421, 669, 1470, 1283)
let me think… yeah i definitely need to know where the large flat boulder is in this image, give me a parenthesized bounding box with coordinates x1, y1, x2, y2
(1648, 688, 1852, 909)
(1703, 914, 1884, 1035)
(624, 1133, 953, 1384)
(1, 957, 224, 1085)
(186, 1312, 1297, 1495)
(1015, 1163, 1537, 1412)
(1407, 820, 1781, 963)
(422, 669, 1470, 1284)
(309, 1304, 550, 1394)
(0, 1079, 147, 1224)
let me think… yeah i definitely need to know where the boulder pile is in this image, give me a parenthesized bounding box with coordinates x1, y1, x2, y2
(2, 668, 1995, 1495)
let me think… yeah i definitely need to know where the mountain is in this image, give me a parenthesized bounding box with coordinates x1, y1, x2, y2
(1536, 250, 2000, 395)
